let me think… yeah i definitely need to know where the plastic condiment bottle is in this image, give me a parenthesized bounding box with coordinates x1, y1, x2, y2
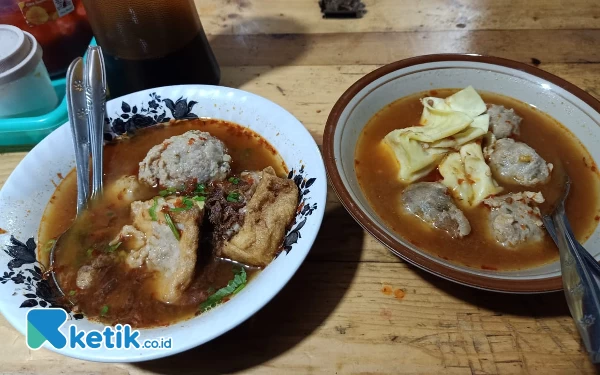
(0, 24, 58, 119)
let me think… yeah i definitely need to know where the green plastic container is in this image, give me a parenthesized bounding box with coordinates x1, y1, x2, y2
(0, 39, 96, 150)
(0, 78, 68, 148)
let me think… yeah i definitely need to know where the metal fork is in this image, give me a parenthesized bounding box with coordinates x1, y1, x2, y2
(542, 174, 600, 363)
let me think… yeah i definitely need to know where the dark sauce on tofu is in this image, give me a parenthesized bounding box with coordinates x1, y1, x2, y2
(355, 89, 600, 271)
(38, 119, 287, 327)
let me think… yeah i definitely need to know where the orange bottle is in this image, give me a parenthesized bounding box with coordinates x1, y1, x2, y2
(0, 0, 93, 78)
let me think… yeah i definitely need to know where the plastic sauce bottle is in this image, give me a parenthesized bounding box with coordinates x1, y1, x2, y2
(0, 0, 93, 78)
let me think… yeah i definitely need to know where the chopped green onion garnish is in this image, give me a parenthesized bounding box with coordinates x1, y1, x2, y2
(149, 197, 159, 221)
(199, 268, 247, 312)
(169, 197, 194, 212)
(86, 248, 93, 257)
(100, 305, 109, 316)
(107, 242, 121, 253)
(159, 187, 178, 197)
(233, 283, 245, 295)
(228, 177, 240, 184)
(195, 184, 206, 194)
(226, 191, 241, 202)
(192, 196, 206, 202)
(69, 290, 76, 296)
(164, 213, 180, 240)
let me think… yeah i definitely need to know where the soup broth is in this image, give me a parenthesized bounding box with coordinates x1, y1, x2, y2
(355, 89, 600, 271)
(39, 119, 287, 327)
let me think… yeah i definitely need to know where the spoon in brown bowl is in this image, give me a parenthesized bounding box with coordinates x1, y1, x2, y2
(48, 47, 107, 298)
(542, 172, 600, 363)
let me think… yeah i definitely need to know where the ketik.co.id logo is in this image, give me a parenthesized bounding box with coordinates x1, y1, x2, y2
(26, 309, 68, 349)
(26, 308, 170, 350)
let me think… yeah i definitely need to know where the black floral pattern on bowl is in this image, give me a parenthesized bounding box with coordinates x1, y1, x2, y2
(282, 165, 318, 253)
(104, 92, 199, 140)
(0, 236, 83, 319)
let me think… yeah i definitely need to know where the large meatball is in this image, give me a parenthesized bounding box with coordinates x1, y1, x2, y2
(487, 138, 552, 186)
(483, 192, 545, 247)
(401, 182, 471, 238)
(139, 130, 231, 188)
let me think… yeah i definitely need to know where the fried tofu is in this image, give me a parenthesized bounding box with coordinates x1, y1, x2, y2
(219, 167, 299, 267)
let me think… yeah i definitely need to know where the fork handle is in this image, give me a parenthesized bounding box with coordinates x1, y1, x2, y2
(552, 205, 600, 363)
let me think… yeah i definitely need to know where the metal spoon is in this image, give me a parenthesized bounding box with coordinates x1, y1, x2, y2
(49, 47, 108, 297)
(543, 177, 600, 276)
(542, 174, 600, 363)
(48, 58, 90, 297)
(84, 46, 107, 200)
(65, 57, 90, 215)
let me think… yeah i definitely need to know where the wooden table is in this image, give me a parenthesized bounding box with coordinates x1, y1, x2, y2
(1, 1, 600, 373)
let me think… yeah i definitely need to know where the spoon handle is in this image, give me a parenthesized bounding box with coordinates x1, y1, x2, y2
(84, 46, 107, 200)
(543, 216, 600, 276)
(552, 205, 600, 363)
(65, 57, 90, 215)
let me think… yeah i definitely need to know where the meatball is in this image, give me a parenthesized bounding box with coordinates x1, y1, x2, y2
(483, 192, 545, 247)
(401, 182, 471, 238)
(139, 130, 231, 188)
(487, 138, 553, 186)
(487, 104, 522, 138)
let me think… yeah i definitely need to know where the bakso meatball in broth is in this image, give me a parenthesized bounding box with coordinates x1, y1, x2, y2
(401, 182, 471, 239)
(483, 192, 545, 247)
(139, 130, 231, 188)
(46, 118, 304, 328)
(486, 138, 553, 186)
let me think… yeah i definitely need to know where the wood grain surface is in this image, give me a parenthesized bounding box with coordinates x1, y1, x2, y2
(1, 0, 600, 374)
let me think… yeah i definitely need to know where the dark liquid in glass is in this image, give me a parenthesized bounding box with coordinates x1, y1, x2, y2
(82, 0, 219, 98)
(104, 32, 220, 98)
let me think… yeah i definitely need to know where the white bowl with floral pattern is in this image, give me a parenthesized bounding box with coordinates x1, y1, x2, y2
(0, 85, 326, 362)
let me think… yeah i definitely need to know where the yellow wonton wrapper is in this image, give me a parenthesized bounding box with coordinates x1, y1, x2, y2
(460, 142, 503, 205)
(416, 103, 473, 142)
(383, 129, 449, 182)
(443, 85, 487, 118)
(439, 152, 472, 205)
(432, 114, 490, 149)
(439, 142, 503, 206)
(383, 86, 490, 183)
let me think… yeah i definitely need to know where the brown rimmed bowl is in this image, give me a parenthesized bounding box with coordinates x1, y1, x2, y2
(323, 54, 600, 293)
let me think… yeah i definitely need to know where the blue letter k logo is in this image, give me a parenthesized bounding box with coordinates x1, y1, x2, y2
(26, 308, 68, 350)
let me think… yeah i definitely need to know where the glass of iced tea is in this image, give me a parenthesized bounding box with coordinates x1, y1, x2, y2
(81, 0, 220, 98)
